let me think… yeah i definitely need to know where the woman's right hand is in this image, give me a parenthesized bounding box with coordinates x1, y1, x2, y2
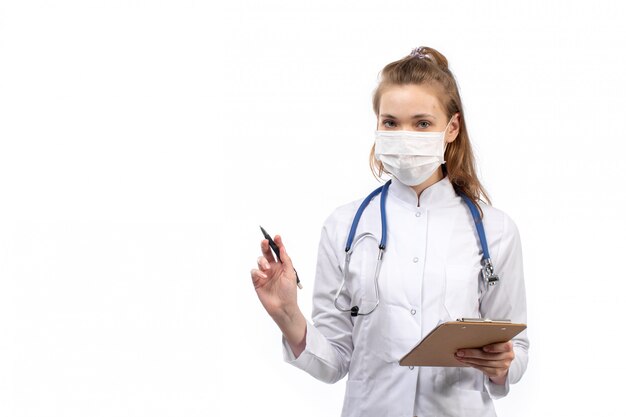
(250, 235, 299, 320)
(251, 235, 307, 357)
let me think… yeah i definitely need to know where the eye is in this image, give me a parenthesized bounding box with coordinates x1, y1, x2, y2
(382, 119, 396, 128)
(417, 120, 431, 129)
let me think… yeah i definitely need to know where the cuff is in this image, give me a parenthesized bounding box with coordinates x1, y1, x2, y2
(280, 319, 344, 383)
(484, 373, 510, 399)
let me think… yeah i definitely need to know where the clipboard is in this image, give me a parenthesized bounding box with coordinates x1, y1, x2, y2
(399, 319, 527, 367)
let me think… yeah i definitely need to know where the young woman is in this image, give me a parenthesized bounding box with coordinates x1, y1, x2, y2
(250, 46, 528, 417)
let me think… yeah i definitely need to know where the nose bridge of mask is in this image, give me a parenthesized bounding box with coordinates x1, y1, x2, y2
(375, 134, 444, 156)
(374, 116, 454, 156)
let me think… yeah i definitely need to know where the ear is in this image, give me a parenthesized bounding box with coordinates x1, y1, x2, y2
(446, 112, 461, 143)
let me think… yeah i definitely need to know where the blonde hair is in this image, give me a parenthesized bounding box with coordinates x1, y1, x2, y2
(370, 46, 491, 208)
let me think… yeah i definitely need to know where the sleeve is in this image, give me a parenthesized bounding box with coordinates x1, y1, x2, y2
(479, 213, 529, 399)
(281, 219, 354, 384)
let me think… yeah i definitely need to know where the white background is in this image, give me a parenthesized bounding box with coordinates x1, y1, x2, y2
(1, 1, 625, 416)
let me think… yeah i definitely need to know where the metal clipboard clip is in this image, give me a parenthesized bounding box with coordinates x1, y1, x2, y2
(457, 318, 511, 323)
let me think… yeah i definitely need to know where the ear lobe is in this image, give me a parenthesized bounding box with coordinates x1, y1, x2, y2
(446, 132, 458, 144)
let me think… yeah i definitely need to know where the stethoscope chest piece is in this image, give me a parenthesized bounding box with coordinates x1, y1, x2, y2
(481, 258, 500, 287)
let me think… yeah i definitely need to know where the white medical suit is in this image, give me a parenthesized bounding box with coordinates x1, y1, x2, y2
(282, 176, 529, 417)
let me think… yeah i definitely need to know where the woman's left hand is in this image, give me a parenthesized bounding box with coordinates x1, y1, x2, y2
(454, 341, 514, 385)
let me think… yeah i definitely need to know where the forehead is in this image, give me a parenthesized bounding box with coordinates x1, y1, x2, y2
(378, 84, 445, 117)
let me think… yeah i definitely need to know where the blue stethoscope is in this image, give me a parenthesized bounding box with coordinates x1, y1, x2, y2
(333, 180, 500, 317)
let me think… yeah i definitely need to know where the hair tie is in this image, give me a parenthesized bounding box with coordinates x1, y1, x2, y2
(410, 47, 427, 59)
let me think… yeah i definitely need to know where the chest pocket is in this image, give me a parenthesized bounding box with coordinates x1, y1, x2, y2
(443, 264, 480, 320)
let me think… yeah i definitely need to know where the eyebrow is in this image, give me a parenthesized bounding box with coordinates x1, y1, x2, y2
(380, 113, 437, 119)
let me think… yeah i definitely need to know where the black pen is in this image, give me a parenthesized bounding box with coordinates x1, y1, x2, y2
(260, 226, 302, 289)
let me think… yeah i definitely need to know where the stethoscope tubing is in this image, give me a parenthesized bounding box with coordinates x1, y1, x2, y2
(344, 180, 391, 252)
(334, 180, 499, 317)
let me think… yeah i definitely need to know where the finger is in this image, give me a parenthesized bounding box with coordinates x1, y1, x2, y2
(250, 268, 268, 280)
(250, 268, 268, 288)
(456, 348, 489, 360)
(257, 256, 271, 271)
(456, 357, 510, 368)
(456, 349, 511, 361)
(483, 341, 513, 353)
(274, 235, 294, 270)
(462, 363, 508, 379)
(260, 239, 276, 264)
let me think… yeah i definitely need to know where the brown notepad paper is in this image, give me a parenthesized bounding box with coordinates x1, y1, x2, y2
(399, 320, 527, 367)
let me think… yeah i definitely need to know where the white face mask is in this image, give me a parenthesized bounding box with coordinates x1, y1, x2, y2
(374, 118, 453, 186)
